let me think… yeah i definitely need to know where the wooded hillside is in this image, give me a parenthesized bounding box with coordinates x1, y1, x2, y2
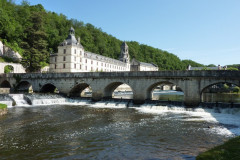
(0, 0, 205, 71)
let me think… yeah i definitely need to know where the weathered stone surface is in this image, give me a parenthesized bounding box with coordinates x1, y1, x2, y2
(0, 108, 7, 116)
(0, 62, 26, 73)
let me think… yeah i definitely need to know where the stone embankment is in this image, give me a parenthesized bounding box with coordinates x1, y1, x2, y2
(0, 108, 7, 116)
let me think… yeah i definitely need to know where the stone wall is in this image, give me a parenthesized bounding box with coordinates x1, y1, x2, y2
(0, 88, 10, 94)
(0, 108, 7, 116)
(0, 62, 26, 73)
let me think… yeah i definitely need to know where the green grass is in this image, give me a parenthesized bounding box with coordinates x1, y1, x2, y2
(0, 103, 7, 109)
(197, 136, 240, 160)
(0, 56, 17, 63)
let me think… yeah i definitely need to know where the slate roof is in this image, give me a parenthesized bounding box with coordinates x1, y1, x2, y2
(140, 62, 158, 67)
(84, 51, 126, 66)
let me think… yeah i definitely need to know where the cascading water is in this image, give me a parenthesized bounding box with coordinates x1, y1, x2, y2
(9, 94, 29, 106)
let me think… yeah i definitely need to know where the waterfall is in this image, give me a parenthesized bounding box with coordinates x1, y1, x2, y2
(9, 94, 29, 106)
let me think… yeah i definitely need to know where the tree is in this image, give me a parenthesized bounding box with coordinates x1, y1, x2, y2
(21, 11, 48, 72)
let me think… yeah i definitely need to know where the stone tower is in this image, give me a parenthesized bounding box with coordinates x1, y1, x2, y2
(119, 41, 130, 63)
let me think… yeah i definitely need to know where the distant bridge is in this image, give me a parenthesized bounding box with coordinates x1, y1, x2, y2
(0, 70, 240, 106)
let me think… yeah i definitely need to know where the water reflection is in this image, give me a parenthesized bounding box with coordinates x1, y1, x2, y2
(202, 93, 240, 103)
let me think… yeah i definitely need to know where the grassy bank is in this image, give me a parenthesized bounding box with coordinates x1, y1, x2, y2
(197, 136, 240, 160)
(0, 103, 7, 109)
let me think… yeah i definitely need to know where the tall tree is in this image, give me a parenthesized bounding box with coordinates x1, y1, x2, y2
(21, 10, 48, 72)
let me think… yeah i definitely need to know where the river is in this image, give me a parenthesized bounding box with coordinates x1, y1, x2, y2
(0, 92, 240, 159)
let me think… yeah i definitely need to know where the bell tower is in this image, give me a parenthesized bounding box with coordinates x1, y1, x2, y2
(119, 41, 130, 63)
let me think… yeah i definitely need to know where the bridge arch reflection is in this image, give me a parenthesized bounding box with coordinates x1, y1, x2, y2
(201, 82, 240, 103)
(103, 82, 133, 99)
(147, 81, 184, 101)
(69, 83, 92, 97)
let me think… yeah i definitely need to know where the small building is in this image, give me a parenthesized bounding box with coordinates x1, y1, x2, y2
(130, 58, 158, 71)
(187, 65, 226, 70)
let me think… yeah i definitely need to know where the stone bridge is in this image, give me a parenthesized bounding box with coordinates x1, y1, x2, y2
(0, 70, 240, 106)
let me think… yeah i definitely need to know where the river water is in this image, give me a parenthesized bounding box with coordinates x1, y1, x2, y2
(1, 93, 240, 160)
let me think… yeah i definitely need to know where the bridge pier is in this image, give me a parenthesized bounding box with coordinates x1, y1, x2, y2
(183, 81, 201, 107)
(184, 96, 201, 107)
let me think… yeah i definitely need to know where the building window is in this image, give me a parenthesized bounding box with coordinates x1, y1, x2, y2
(80, 58, 82, 62)
(74, 49, 76, 54)
(63, 56, 66, 61)
(91, 67, 93, 71)
(85, 59, 87, 63)
(74, 56, 76, 61)
(74, 64, 76, 69)
(91, 61, 93, 64)
(55, 57, 57, 62)
(80, 65, 81, 69)
(63, 64, 65, 68)
(85, 66, 87, 70)
(64, 49, 66, 54)
(55, 64, 57, 69)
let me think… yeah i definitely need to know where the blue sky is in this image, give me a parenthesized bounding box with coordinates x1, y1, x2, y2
(15, 0, 240, 65)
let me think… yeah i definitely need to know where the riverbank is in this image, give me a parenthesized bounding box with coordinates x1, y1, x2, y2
(197, 136, 240, 160)
(0, 103, 7, 116)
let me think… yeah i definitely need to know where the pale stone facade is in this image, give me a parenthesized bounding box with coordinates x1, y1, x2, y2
(50, 27, 131, 72)
(130, 58, 158, 71)
(0, 62, 26, 73)
(50, 27, 158, 72)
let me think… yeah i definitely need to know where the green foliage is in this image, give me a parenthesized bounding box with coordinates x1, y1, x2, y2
(233, 86, 240, 93)
(207, 64, 217, 67)
(197, 136, 240, 160)
(0, 103, 7, 109)
(13, 74, 21, 83)
(201, 67, 210, 70)
(4, 65, 14, 73)
(223, 83, 229, 92)
(0, 56, 16, 63)
(0, 0, 205, 71)
(182, 59, 204, 69)
(227, 67, 239, 71)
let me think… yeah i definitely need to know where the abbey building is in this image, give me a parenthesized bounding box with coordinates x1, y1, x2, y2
(49, 27, 158, 72)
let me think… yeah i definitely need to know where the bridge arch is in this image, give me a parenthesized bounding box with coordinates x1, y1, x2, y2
(40, 83, 59, 93)
(103, 82, 133, 99)
(0, 80, 11, 88)
(201, 82, 240, 103)
(69, 83, 92, 97)
(146, 81, 184, 101)
(16, 81, 33, 93)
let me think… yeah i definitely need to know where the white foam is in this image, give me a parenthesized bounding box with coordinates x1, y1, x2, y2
(135, 104, 240, 136)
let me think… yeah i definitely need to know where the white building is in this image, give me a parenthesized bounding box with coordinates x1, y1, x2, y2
(50, 27, 158, 72)
(131, 58, 158, 71)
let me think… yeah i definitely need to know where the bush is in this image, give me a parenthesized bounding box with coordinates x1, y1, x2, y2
(0, 103, 7, 109)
